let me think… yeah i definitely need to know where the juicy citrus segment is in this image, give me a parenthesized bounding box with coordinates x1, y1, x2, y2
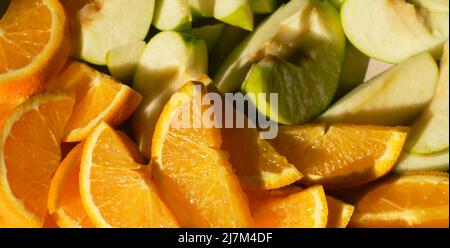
(350, 172, 449, 228)
(48, 143, 94, 228)
(46, 61, 142, 142)
(151, 82, 253, 228)
(326, 196, 354, 228)
(0, 94, 74, 227)
(221, 110, 302, 190)
(0, 0, 71, 103)
(272, 124, 409, 190)
(251, 185, 328, 228)
(80, 122, 179, 228)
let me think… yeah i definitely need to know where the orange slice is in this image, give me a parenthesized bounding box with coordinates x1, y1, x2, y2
(326, 196, 354, 228)
(221, 110, 302, 190)
(0, 0, 71, 103)
(350, 172, 449, 228)
(151, 82, 253, 228)
(46, 61, 142, 142)
(251, 185, 328, 228)
(80, 122, 179, 228)
(271, 124, 408, 190)
(0, 94, 74, 227)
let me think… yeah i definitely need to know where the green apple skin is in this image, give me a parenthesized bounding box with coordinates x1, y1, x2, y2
(214, 0, 345, 94)
(153, 0, 192, 31)
(341, 0, 449, 64)
(189, 0, 215, 19)
(318, 53, 439, 126)
(74, 0, 155, 65)
(329, 0, 344, 9)
(106, 41, 146, 83)
(250, 0, 282, 14)
(189, 23, 226, 52)
(214, 0, 254, 31)
(394, 150, 449, 173)
(406, 41, 449, 155)
(335, 42, 370, 98)
(132, 31, 208, 158)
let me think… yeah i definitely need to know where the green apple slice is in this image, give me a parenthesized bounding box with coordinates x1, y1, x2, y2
(106, 41, 146, 83)
(408, 0, 449, 13)
(132, 31, 208, 157)
(406, 41, 449, 155)
(329, 0, 344, 9)
(250, 0, 282, 14)
(318, 53, 439, 126)
(341, 0, 449, 63)
(336, 42, 371, 98)
(189, 23, 225, 52)
(153, 0, 192, 31)
(189, 0, 215, 18)
(214, 0, 254, 31)
(394, 150, 449, 173)
(215, 0, 345, 94)
(73, 0, 154, 65)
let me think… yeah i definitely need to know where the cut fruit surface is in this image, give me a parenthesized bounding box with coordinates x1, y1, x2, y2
(80, 122, 179, 228)
(0, 0, 71, 103)
(221, 110, 302, 190)
(341, 0, 449, 63)
(326, 196, 354, 228)
(46, 61, 142, 142)
(350, 172, 449, 228)
(271, 124, 409, 190)
(133, 31, 207, 158)
(48, 143, 94, 228)
(189, 0, 214, 18)
(0, 94, 74, 227)
(319, 53, 439, 126)
(153, 0, 191, 31)
(214, 0, 253, 31)
(189, 23, 225, 52)
(151, 82, 253, 228)
(70, 0, 155, 65)
(252, 185, 328, 228)
(107, 41, 147, 83)
(394, 150, 449, 173)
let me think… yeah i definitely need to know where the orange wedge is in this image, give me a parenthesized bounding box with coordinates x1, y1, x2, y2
(221, 110, 302, 190)
(0, 0, 71, 103)
(326, 196, 354, 228)
(0, 94, 74, 227)
(80, 122, 179, 228)
(251, 185, 328, 228)
(46, 61, 142, 142)
(350, 172, 449, 228)
(272, 124, 408, 190)
(151, 82, 253, 228)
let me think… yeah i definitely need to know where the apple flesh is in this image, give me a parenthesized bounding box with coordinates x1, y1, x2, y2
(318, 53, 439, 126)
(341, 0, 449, 63)
(215, 0, 345, 94)
(153, 0, 192, 31)
(214, 0, 254, 31)
(250, 0, 282, 15)
(406, 41, 449, 155)
(394, 151, 449, 173)
(189, 23, 225, 52)
(133, 31, 208, 157)
(73, 0, 155, 65)
(189, 0, 215, 18)
(106, 41, 146, 83)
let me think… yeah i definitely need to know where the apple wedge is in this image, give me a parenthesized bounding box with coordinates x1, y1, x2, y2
(250, 0, 282, 14)
(406, 41, 449, 155)
(132, 31, 208, 157)
(318, 53, 439, 126)
(341, 0, 449, 63)
(153, 0, 192, 31)
(189, 0, 215, 18)
(329, 0, 344, 9)
(189, 23, 225, 52)
(394, 151, 449, 173)
(214, 0, 254, 31)
(73, 0, 155, 65)
(107, 41, 146, 83)
(215, 0, 345, 94)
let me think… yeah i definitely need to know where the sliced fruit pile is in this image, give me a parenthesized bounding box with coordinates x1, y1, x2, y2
(0, 0, 449, 228)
